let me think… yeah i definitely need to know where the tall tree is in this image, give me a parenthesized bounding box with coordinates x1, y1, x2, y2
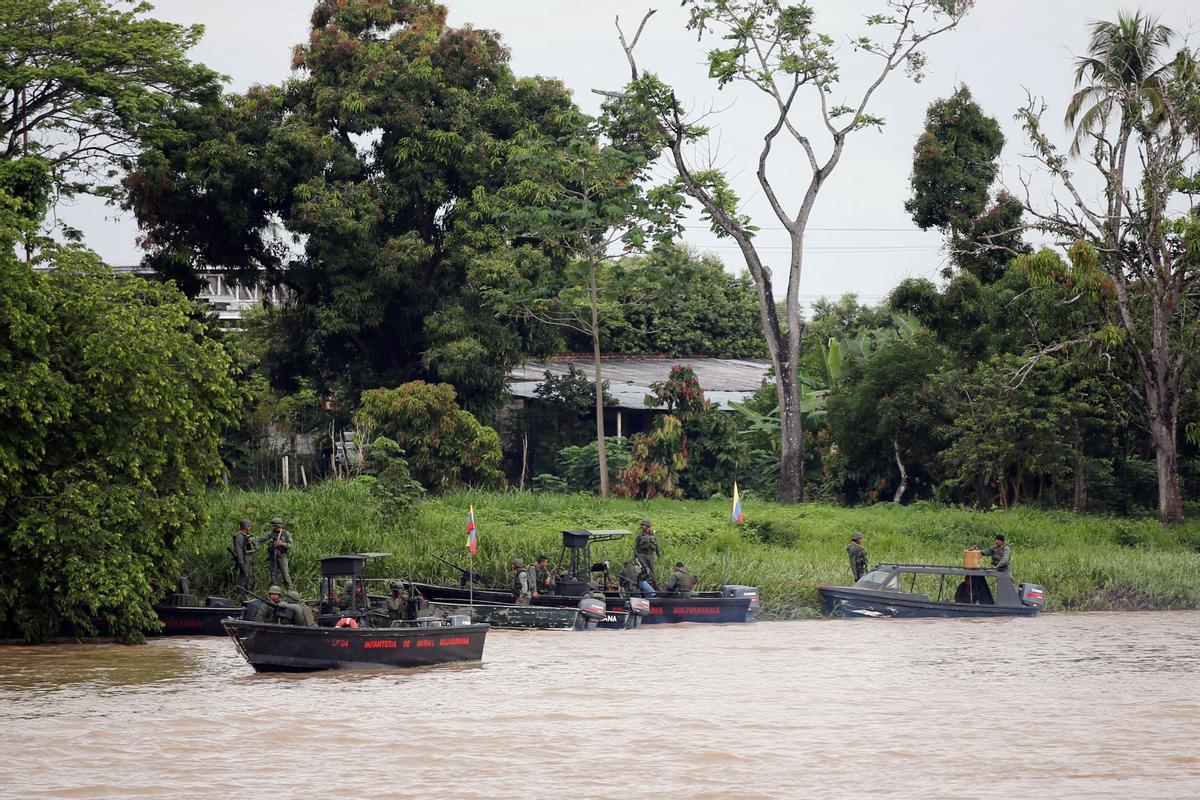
(1017, 11, 1200, 522)
(476, 116, 682, 497)
(609, 0, 972, 503)
(0, 0, 220, 202)
(126, 0, 584, 414)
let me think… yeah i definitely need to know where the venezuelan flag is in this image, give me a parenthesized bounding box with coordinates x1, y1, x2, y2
(732, 482, 744, 524)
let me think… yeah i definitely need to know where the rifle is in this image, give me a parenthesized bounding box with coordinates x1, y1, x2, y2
(434, 555, 486, 587)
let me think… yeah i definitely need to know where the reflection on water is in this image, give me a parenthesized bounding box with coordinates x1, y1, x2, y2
(1, 612, 1197, 799)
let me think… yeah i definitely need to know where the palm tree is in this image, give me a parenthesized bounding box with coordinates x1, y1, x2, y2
(1064, 11, 1176, 156)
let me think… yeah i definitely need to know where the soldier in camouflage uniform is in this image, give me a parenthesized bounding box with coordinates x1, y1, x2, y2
(264, 517, 293, 590)
(661, 562, 697, 597)
(284, 590, 316, 626)
(634, 519, 662, 582)
(531, 555, 553, 597)
(231, 519, 257, 594)
(254, 585, 282, 622)
(979, 534, 1011, 571)
(847, 532, 869, 581)
(619, 558, 656, 597)
(383, 580, 407, 621)
(510, 558, 533, 605)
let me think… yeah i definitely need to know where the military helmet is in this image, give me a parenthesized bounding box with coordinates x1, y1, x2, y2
(285, 590, 301, 602)
(342, 580, 354, 592)
(851, 531, 863, 541)
(267, 585, 281, 595)
(675, 561, 685, 569)
(995, 533, 1006, 541)
(511, 557, 524, 569)
(270, 517, 284, 526)
(239, 519, 251, 530)
(640, 518, 652, 527)
(389, 580, 403, 591)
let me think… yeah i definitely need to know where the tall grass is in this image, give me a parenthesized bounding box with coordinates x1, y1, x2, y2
(194, 483, 1200, 617)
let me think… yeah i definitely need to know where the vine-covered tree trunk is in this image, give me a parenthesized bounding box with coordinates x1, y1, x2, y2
(590, 263, 609, 498)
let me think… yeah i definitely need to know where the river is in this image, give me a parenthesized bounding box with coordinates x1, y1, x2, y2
(1, 611, 1197, 799)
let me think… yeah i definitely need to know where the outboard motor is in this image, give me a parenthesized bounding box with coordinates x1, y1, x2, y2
(627, 597, 651, 617)
(578, 597, 607, 623)
(445, 614, 472, 627)
(723, 585, 762, 620)
(1018, 583, 1046, 609)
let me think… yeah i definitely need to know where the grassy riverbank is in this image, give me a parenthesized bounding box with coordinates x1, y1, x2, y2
(191, 481, 1200, 617)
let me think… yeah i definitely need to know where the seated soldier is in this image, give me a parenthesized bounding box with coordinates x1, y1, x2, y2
(284, 590, 317, 626)
(661, 562, 697, 598)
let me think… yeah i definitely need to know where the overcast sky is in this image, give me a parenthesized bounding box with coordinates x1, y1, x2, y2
(63, 0, 1198, 308)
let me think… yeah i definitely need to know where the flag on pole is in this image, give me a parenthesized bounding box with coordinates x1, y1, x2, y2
(466, 505, 478, 554)
(731, 482, 744, 524)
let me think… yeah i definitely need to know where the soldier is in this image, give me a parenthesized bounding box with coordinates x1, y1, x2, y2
(661, 562, 697, 597)
(383, 580, 407, 621)
(510, 558, 533, 605)
(847, 532, 869, 582)
(264, 516, 293, 590)
(337, 580, 362, 611)
(284, 590, 316, 626)
(231, 519, 257, 594)
(979, 534, 1011, 571)
(254, 585, 282, 622)
(634, 519, 662, 580)
(531, 555, 553, 597)
(619, 558, 656, 597)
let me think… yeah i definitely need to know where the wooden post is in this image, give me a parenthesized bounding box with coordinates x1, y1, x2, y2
(282, 455, 290, 488)
(300, 465, 308, 488)
(617, 410, 623, 440)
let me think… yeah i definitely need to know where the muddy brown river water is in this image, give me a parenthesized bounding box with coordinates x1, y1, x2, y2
(1, 612, 1197, 799)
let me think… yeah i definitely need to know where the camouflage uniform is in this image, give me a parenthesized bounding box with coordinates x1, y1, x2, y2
(847, 538, 869, 581)
(255, 586, 282, 622)
(383, 581, 406, 620)
(662, 565, 697, 597)
(980, 542, 1011, 571)
(618, 559, 644, 593)
(634, 522, 662, 579)
(264, 518, 293, 590)
(531, 562, 552, 594)
(285, 590, 316, 626)
(231, 521, 257, 593)
(511, 559, 532, 605)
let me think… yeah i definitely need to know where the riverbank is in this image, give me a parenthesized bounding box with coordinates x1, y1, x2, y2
(194, 481, 1200, 617)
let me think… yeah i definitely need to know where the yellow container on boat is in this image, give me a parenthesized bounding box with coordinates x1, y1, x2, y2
(963, 549, 982, 569)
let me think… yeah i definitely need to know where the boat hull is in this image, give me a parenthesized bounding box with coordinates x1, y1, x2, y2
(818, 586, 1040, 619)
(427, 601, 637, 630)
(222, 619, 488, 672)
(410, 583, 754, 624)
(153, 604, 240, 636)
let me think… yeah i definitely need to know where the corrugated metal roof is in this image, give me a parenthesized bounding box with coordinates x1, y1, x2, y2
(508, 357, 771, 410)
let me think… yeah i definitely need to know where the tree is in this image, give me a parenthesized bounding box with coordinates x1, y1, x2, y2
(475, 109, 682, 497)
(1016, 11, 1200, 522)
(610, 0, 972, 503)
(126, 0, 585, 415)
(355, 382, 502, 492)
(0, 0, 220, 202)
(1, 160, 239, 642)
(906, 86, 1030, 284)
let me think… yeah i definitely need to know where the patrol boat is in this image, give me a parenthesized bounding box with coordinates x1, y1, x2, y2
(222, 554, 488, 672)
(413, 530, 761, 625)
(817, 563, 1046, 618)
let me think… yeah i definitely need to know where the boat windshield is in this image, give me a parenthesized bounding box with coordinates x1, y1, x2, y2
(854, 569, 894, 589)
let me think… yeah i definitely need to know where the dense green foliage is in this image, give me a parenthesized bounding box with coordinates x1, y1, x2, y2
(0, 161, 239, 643)
(0, 0, 220, 202)
(355, 381, 502, 492)
(126, 0, 583, 414)
(188, 485, 1200, 618)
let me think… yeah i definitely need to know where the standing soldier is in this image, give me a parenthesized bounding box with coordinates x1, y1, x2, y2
(979, 534, 1011, 571)
(510, 558, 533, 605)
(661, 562, 697, 597)
(231, 519, 257, 593)
(264, 516, 293, 590)
(847, 532, 868, 582)
(634, 519, 662, 582)
(531, 555, 553, 597)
